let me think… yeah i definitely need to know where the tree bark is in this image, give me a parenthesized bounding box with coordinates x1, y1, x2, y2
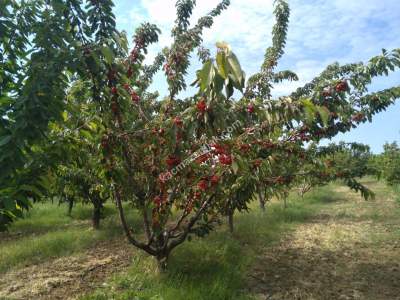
(228, 211, 234, 234)
(156, 252, 169, 273)
(67, 198, 74, 216)
(258, 189, 266, 212)
(143, 208, 152, 241)
(259, 199, 266, 212)
(92, 204, 102, 229)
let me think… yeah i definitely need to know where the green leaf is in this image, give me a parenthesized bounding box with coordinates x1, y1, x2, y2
(20, 184, 43, 197)
(213, 73, 224, 95)
(232, 160, 239, 174)
(301, 99, 316, 124)
(199, 60, 215, 92)
(225, 81, 234, 99)
(0, 135, 12, 147)
(80, 129, 93, 140)
(216, 51, 228, 79)
(101, 46, 114, 65)
(226, 52, 244, 90)
(317, 106, 330, 127)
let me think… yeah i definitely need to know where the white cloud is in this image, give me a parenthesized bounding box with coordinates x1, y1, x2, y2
(116, 0, 400, 97)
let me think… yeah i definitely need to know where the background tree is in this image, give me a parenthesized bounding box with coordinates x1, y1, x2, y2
(374, 142, 400, 187)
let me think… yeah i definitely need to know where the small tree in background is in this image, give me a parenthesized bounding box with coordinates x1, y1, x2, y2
(375, 142, 400, 187)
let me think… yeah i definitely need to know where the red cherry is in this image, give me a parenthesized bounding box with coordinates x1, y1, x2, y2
(195, 153, 211, 164)
(153, 196, 162, 206)
(127, 68, 133, 78)
(166, 155, 180, 168)
(253, 159, 262, 168)
(101, 138, 109, 150)
(174, 117, 183, 127)
(322, 90, 331, 97)
(239, 144, 251, 153)
(210, 175, 220, 186)
(198, 180, 208, 191)
(111, 87, 118, 95)
(247, 104, 255, 113)
(196, 99, 207, 113)
(211, 143, 226, 155)
(111, 102, 119, 114)
(219, 154, 232, 165)
(123, 83, 130, 91)
(335, 81, 348, 92)
(131, 92, 140, 103)
(351, 112, 365, 122)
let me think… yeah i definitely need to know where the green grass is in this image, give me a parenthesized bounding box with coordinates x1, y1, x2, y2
(0, 183, 346, 299)
(81, 186, 338, 300)
(0, 202, 139, 274)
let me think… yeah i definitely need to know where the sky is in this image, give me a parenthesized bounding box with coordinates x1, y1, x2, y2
(113, 0, 400, 153)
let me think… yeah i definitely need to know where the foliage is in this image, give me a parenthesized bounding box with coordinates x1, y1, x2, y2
(1, 0, 400, 272)
(295, 142, 375, 200)
(374, 142, 400, 186)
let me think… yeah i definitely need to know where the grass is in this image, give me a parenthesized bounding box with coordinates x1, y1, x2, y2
(5, 181, 390, 300)
(81, 186, 338, 300)
(0, 202, 139, 274)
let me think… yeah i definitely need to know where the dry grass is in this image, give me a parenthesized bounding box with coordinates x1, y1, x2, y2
(248, 180, 400, 300)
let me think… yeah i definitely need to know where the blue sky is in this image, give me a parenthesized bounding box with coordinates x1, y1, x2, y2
(113, 0, 400, 153)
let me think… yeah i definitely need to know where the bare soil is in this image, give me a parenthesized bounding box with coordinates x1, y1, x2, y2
(0, 238, 133, 300)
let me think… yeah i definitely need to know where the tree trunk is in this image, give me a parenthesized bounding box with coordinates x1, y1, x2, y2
(258, 189, 266, 212)
(67, 198, 74, 216)
(92, 204, 102, 230)
(259, 199, 266, 212)
(283, 197, 287, 209)
(228, 211, 234, 234)
(143, 209, 152, 241)
(156, 253, 169, 273)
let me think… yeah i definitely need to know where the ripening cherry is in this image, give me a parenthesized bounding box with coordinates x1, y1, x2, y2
(111, 102, 119, 114)
(174, 117, 183, 127)
(195, 153, 211, 164)
(127, 68, 133, 78)
(219, 154, 232, 165)
(351, 112, 365, 122)
(239, 143, 251, 153)
(211, 143, 226, 155)
(247, 104, 255, 113)
(210, 175, 220, 186)
(253, 159, 262, 168)
(111, 86, 118, 95)
(131, 92, 140, 103)
(198, 179, 208, 191)
(196, 99, 207, 113)
(123, 83, 130, 91)
(153, 196, 162, 206)
(166, 155, 180, 168)
(335, 81, 348, 92)
(322, 89, 331, 97)
(101, 137, 109, 150)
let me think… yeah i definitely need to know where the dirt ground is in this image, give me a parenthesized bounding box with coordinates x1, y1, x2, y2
(248, 186, 400, 300)
(0, 238, 133, 300)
